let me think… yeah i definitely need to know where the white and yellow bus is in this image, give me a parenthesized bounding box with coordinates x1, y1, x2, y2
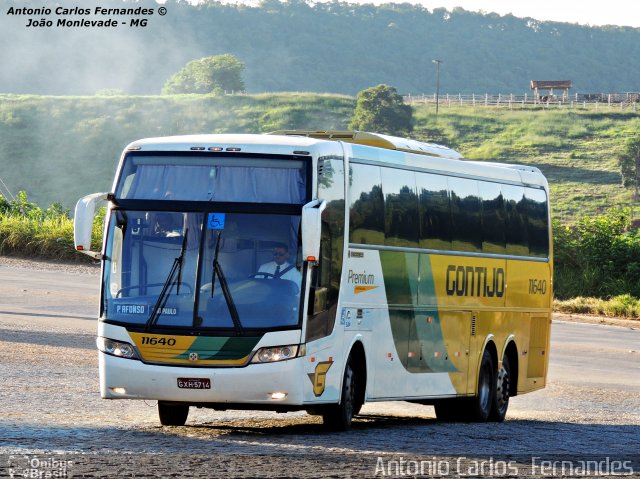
(74, 130, 552, 430)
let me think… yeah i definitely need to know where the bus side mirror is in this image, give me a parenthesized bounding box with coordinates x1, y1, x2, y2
(74, 192, 108, 260)
(301, 199, 326, 262)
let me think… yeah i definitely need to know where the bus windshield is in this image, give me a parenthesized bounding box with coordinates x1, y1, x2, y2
(103, 210, 303, 332)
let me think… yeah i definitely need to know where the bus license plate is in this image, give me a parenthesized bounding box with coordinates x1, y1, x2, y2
(177, 378, 211, 389)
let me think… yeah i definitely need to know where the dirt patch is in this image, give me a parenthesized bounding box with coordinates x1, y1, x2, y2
(553, 312, 639, 329)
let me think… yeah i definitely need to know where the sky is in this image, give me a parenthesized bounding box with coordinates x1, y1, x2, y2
(323, 0, 640, 28)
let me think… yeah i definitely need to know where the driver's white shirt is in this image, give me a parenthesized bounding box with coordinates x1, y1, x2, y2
(258, 261, 301, 285)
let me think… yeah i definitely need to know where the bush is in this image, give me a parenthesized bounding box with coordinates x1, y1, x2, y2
(0, 191, 103, 262)
(553, 208, 640, 299)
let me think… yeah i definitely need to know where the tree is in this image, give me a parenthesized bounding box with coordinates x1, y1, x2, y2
(162, 54, 245, 95)
(349, 84, 413, 135)
(618, 135, 640, 198)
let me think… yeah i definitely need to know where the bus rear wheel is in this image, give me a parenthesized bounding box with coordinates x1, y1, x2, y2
(322, 358, 358, 431)
(490, 354, 511, 422)
(158, 402, 189, 426)
(434, 349, 496, 422)
(470, 348, 495, 421)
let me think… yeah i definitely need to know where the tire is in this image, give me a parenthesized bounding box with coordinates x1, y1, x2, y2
(469, 349, 495, 422)
(158, 402, 189, 426)
(322, 358, 358, 431)
(490, 354, 511, 422)
(434, 399, 468, 422)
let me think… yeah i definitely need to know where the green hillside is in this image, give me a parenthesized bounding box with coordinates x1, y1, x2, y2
(411, 105, 639, 222)
(0, 93, 637, 223)
(2, 0, 640, 95)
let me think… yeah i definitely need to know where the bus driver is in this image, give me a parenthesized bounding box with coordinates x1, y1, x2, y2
(258, 243, 301, 286)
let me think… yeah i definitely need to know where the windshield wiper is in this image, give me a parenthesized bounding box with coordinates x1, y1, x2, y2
(210, 231, 244, 336)
(145, 228, 189, 331)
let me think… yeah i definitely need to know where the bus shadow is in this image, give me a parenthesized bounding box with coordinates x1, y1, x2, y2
(190, 413, 436, 435)
(177, 414, 640, 457)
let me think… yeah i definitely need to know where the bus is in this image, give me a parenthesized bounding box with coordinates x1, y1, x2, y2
(74, 130, 552, 430)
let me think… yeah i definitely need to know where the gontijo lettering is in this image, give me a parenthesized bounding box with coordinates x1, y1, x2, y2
(445, 265, 505, 297)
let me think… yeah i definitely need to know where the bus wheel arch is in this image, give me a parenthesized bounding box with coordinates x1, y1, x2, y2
(503, 339, 519, 398)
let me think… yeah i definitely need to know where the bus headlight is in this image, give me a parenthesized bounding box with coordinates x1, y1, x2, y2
(97, 337, 140, 360)
(251, 344, 304, 363)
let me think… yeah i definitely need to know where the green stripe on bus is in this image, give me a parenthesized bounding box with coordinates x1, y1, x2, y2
(175, 335, 262, 360)
(380, 250, 457, 374)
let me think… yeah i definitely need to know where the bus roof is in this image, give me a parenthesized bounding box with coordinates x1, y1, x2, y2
(124, 132, 547, 189)
(269, 130, 464, 160)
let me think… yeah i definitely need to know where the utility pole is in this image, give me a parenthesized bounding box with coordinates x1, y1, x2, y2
(432, 59, 442, 119)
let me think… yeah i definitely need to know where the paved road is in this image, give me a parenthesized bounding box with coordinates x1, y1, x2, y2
(0, 260, 639, 478)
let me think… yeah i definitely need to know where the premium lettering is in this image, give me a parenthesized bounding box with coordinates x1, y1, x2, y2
(348, 269, 375, 285)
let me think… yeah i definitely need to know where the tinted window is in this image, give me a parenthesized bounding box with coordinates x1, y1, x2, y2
(503, 185, 529, 256)
(479, 182, 506, 254)
(307, 158, 346, 341)
(117, 154, 308, 204)
(417, 173, 451, 250)
(449, 177, 482, 252)
(382, 168, 419, 247)
(525, 188, 549, 258)
(349, 164, 384, 244)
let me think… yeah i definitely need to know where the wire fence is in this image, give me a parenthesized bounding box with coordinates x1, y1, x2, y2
(404, 92, 640, 111)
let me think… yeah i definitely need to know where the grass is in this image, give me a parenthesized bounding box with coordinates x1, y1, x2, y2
(554, 295, 640, 320)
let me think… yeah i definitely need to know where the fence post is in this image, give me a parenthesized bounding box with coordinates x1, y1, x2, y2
(485, 94, 488, 106)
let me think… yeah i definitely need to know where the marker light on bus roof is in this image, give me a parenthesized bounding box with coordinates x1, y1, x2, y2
(226, 147, 241, 152)
(190, 147, 205, 151)
(208, 147, 224, 152)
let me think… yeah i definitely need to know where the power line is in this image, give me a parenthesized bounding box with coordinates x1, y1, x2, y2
(0, 176, 15, 201)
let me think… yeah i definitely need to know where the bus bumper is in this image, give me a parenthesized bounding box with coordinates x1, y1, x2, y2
(99, 352, 306, 406)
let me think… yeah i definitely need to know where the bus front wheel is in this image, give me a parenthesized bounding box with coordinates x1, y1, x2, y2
(158, 402, 189, 426)
(322, 358, 358, 431)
